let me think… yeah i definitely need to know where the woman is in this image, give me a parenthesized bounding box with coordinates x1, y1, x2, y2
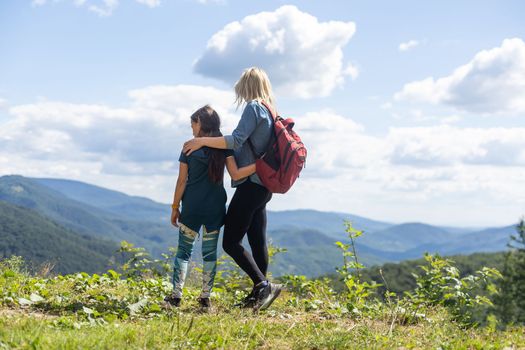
(183, 67, 282, 311)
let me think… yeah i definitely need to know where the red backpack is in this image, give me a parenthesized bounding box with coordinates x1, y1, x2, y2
(248, 101, 307, 194)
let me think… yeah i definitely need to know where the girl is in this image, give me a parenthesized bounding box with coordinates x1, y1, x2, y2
(164, 105, 255, 311)
(182, 67, 282, 311)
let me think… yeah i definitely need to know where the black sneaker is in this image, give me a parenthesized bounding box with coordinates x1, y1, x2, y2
(234, 289, 257, 309)
(198, 297, 211, 312)
(163, 293, 181, 308)
(253, 282, 282, 311)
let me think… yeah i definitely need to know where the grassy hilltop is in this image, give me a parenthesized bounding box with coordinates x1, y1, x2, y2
(1, 232, 525, 349)
(1, 177, 524, 348)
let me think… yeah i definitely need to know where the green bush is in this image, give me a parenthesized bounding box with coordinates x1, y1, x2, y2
(404, 253, 501, 327)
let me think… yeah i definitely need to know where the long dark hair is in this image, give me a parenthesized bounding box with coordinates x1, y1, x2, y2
(190, 105, 225, 184)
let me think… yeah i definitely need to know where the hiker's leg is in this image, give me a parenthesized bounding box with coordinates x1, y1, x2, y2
(246, 195, 271, 277)
(172, 224, 198, 298)
(222, 181, 271, 285)
(200, 227, 220, 298)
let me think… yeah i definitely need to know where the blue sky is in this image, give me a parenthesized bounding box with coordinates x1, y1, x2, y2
(1, 0, 524, 226)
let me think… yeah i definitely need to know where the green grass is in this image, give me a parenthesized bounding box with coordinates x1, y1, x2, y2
(1, 247, 525, 350)
(1, 303, 525, 349)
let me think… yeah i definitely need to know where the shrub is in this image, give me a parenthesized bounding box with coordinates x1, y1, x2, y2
(405, 253, 501, 327)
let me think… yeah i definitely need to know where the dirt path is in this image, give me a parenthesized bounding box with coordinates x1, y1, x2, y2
(0, 307, 57, 320)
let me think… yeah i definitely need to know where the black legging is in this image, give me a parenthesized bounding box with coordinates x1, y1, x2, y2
(222, 180, 272, 285)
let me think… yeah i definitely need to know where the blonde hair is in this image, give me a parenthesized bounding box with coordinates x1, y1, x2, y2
(234, 67, 275, 111)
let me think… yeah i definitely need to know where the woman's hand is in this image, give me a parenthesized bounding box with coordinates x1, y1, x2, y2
(170, 208, 180, 227)
(183, 138, 204, 155)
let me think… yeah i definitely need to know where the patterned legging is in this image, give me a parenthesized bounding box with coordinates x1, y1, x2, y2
(172, 223, 219, 298)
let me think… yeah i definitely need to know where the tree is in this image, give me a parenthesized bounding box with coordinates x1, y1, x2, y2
(496, 218, 525, 325)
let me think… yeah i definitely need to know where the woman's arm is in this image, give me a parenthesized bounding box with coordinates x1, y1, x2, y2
(225, 156, 256, 181)
(183, 136, 227, 155)
(171, 162, 188, 227)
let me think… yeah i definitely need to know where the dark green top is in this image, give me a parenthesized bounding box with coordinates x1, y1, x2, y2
(178, 147, 234, 233)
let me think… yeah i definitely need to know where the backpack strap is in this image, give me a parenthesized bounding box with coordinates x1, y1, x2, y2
(260, 100, 277, 121)
(247, 138, 261, 159)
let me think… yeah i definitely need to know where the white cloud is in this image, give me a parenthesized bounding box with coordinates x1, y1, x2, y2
(30, 0, 119, 16)
(87, 0, 118, 16)
(294, 110, 382, 177)
(30, 0, 165, 15)
(297, 114, 525, 175)
(386, 125, 525, 167)
(135, 0, 160, 8)
(196, 0, 224, 4)
(395, 38, 525, 114)
(398, 40, 419, 52)
(193, 5, 357, 98)
(343, 62, 359, 80)
(380, 102, 392, 110)
(393, 109, 462, 124)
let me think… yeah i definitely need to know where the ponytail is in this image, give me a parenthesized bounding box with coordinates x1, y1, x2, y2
(206, 129, 226, 184)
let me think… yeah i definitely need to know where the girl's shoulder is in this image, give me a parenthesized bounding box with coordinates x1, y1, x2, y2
(200, 147, 233, 158)
(181, 147, 207, 161)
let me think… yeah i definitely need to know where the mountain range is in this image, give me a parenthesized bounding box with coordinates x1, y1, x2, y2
(0, 175, 517, 276)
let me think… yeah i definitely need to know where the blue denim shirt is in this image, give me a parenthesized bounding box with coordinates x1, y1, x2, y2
(224, 100, 273, 187)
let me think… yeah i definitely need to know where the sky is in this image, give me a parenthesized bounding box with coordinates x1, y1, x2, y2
(0, 0, 524, 226)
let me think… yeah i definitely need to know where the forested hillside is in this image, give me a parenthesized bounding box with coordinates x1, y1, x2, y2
(0, 201, 118, 274)
(0, 175, 177, 257)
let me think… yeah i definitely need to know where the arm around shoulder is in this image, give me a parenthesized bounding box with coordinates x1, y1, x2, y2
(183, 136, 228, 155)
(202, 136, 228, 149)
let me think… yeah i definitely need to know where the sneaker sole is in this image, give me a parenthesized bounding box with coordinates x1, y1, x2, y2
(235, 302, 255, 309)
(162, 301, 180, 310)
(257, 284, 282, 311)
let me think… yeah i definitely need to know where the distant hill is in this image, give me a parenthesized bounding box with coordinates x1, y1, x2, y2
(268, 228, 389, 276)
(359, 223, 459, 252)
(0, 175, 518, 277)
(267, 209, 393, 240)
(0, 175, 176, 256)
(33, 177, 170, 223)
(417, 225, 515, 257)
(0, 201, 117, 274)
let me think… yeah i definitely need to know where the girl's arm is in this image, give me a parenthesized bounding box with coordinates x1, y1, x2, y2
(171, 162, 188, 227)
(225, 156, 256, 181)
